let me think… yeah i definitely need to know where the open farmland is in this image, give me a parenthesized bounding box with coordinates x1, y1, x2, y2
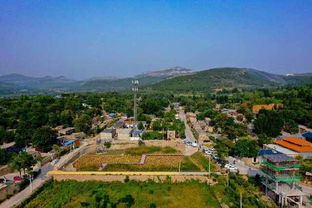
(103, 155, 200, 171)
(73, 154, 142, 171)
(72, 146, 214, 172)
(19, 180, 222, 208)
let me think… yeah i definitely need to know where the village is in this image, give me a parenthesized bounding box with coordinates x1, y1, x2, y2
(1, 98, 311, 208)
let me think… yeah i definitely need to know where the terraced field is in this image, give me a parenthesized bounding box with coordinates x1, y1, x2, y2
(73, 146, 207, 171)
(73, 154, 141, 170)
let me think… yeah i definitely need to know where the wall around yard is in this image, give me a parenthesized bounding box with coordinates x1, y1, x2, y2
(50, 172, 210, 183)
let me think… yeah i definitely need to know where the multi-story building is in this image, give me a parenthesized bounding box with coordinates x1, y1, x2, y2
(261, 153, 308, 207)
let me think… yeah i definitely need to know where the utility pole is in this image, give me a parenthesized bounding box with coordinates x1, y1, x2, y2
(178, 161, 181, 172)
(208, 156, 211, 178)
(240, 191, 242, 208)
(132, 80, 139, 128)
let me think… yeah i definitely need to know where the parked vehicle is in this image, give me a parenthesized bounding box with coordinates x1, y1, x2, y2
(225, 164, 238, 172)
(13, 176, 22, 181)
(191, 142, 198, 147)
(51, 159, 59, 166)
(33, 168, 41, 178)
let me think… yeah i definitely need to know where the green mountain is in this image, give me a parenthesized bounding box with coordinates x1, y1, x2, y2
(148, 67, 312, 92)
(0, 67, 311, 95)
(78, 67, 193, 91)
(0, 73, 79, 89)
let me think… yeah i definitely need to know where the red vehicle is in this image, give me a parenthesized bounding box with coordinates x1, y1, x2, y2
(13, 176, 22, 181)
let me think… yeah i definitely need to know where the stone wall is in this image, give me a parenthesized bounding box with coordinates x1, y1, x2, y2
(51, 174, 209, 183)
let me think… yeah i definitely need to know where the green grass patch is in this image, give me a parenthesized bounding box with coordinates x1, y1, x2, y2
(19, 180, 221, 208)
(190, 152, 216, 171)
(125, 146, 177, 155)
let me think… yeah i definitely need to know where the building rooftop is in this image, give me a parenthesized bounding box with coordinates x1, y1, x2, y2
(264, 153, 296, 163)
(258, 149, 276, 156)
(275, 137, 312, 153)
(265, 144, 299, 155)
(252, 104, 283, 113)
(302, 131, 312, 139)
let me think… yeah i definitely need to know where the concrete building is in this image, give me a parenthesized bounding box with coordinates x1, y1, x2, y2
(263, 144, 300, 158)
(167, 130, 176, 140)
(116, 128, 132, 140)
(252, 104, 283, 114)
(261, 153, 309, 207)
(100, 128, 117, 140)
(124, 118, 135, 128)
(274, 137, 312, 159)
(58, 127, 75, 136)
(299, 125, 312, 134)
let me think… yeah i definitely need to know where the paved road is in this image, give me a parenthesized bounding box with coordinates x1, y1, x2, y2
(179, 110, 196, 142)
(0, 139, 93, 208)
(0, 164, 53, 208)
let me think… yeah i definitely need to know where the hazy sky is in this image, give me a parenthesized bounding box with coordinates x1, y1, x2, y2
(0, 0, 311, 79)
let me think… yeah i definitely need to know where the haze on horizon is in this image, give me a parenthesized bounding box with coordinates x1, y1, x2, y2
(0, 0, 311, 80)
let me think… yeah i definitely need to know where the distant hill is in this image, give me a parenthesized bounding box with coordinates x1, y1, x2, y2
(135, 66, 193, 78)
(148, 67, 312, 92)
(0, 67, 311, 95)
(0, 73, 78, 89)
(0, 81, 18, 95)
(79, 67, 194, 91)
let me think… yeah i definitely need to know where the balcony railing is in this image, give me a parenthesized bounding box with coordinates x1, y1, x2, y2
(262, 170, 301, 183)
(262, 160, 300, 171)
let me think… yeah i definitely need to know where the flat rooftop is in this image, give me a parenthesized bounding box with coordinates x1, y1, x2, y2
(264, 153, 296, 163)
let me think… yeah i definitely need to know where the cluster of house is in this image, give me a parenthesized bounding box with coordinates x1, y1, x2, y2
(186, 112, 210, 142)
(55, 127, 86, 148)
(100, 117, 146, 141)
(221, 108, 246, 122)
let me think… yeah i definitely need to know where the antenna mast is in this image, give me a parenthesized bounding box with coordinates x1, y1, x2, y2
(132, 80, 139, 128)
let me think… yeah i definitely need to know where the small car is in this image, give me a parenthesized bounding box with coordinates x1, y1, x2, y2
(13, 176, 22, 181)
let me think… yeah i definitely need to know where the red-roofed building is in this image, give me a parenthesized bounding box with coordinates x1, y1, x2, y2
(252, 104, 283, 114)
(274, 137, 312, 159)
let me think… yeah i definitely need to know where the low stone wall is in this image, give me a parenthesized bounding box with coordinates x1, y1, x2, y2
(51, 174, 209, 183)
(0, 166, 9, 177)
(0, 183, 18, 201)
(110, 141, 138, 150)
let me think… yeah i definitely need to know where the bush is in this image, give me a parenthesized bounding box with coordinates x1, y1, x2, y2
(124, 176, 130, 183)
(142, 132, 164, 140)
(104, 142, 111, 149)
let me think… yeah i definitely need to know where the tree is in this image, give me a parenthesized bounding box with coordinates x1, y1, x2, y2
(283, 119, 299, 134)
(142, 132, 164, 140)
(74, 114, 92, 134)
(233, 137, 259, 158)
(0, 149, 12, 165)
(8, 155, 23, 176)
(137, 122, 144, 130)
(0, 126, 5, 144)
(32, 126, 57, 152)
(9, 152, 35, 176)
(152, 120, 163, 131)
(60, 110, 74, 127)
(257, 134, 272, 147)
(254, 110, 283, 137)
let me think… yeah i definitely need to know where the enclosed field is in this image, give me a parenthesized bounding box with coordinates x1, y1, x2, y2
(19, 180, 222, 208)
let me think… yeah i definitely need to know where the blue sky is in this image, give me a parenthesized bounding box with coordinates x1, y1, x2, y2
(0, 0, 311, 79)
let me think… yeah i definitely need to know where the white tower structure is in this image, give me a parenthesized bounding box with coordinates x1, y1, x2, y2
(132, 80, 139, 128)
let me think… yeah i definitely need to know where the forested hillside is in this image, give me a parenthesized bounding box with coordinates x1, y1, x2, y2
(148, 68, 312, 92)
